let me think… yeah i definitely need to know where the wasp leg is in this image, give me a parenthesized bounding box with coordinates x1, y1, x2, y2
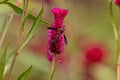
(64, 35, 67, 45)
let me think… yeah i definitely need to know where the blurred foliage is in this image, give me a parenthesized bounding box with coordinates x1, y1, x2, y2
(0, 0, 118, 80)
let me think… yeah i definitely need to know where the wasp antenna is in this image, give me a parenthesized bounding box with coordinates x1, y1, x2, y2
(47, 27, 51, 29)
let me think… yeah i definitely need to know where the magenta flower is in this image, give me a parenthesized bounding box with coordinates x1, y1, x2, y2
(83, 43, 108, 67)
(85, 47, 104, 63)
(114, 0, 120, 7)
(47, 7, 68, 61)
(82, 43, 108, 80)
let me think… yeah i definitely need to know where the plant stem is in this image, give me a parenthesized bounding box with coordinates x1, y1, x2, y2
(117, 60, 120, 80)
(109, 0, 120, 80)
(7, 0, 29, 79)
(109, 0, 118, 41)
(116, 40, 120, 80)
(0, 14, 13, 48)
(21, 0, 29, 33)
(116, 6, 120, 80)
(49, 55, 61, 80)
(7, 51, 18, 80)
(50, 55, 56, 80)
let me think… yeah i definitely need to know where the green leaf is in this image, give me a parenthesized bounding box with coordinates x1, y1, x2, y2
(117, 36, 120, 61)
(17, 65, 32, 80)
(0, 0, 8, 3)
(6, 49, 16, 63)
(0, 1, 21, 15)
(0, 43, 9, 80)
(18, 6, 44, 52)
(0, 1, 49, 26)
(21, 10, 34, 32)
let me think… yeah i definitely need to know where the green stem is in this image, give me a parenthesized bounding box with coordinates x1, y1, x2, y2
(7, 0, 29, 79)
(7, 51, 18, 80)
(50, 55, 55, 80)
(109, 0, 118, 41)
(117, 7, 120, 80)
(20, 0, 29, 35)
(49, 55, 61, 80)
(109, 1, 120, 80)
(109, 0, 120, 62)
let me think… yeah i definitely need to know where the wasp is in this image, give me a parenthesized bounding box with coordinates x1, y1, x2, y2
(47, 27, 67, 45)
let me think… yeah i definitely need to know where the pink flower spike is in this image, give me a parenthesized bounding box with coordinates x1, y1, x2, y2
(52, 7, 69, 24)
(47, 48, 53, 62)
(46, 7, 68, 62)
(57, 58, 63, 64)
(114, 0, 120, 7)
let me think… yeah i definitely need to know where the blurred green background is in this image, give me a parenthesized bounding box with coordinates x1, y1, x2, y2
(0, 0, 118, 80)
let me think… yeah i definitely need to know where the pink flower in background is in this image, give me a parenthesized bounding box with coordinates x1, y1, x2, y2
(86, 47, 103, 63)
(83, 42, 108, 67)
(82, 42, 108, 80)
(16, 0, 22, 6)
(47, 7, 68, 61)
(114, 0, 120, 7)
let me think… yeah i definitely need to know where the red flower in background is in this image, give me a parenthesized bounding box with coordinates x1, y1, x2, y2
(114, 0, 120, 7)
(84, 43, 108, 67)
(81, 42, 108, 80)
(47, 7, 68, 61)
(85, 47, 103, 63)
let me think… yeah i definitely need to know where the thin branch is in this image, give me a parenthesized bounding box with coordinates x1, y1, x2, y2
(7, 0, 29, 80)
(0, 14, 13, 48)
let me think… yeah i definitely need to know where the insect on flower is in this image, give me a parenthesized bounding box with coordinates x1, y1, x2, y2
(46, 7, 68, 61)
(47, 27, 67, 45)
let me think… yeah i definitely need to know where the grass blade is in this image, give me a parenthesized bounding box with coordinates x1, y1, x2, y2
(0, 1, 49, 25)
(0, 43, 10, 80)
(17, 65, 32, 80)
(21, 10, 33, 32)
(18, 6, 44, 52)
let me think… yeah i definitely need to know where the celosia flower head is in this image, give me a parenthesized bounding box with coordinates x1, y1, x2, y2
(47, 7, 68, 61)
(52, 7, 69, 25)
(114, 0, 120, 7)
